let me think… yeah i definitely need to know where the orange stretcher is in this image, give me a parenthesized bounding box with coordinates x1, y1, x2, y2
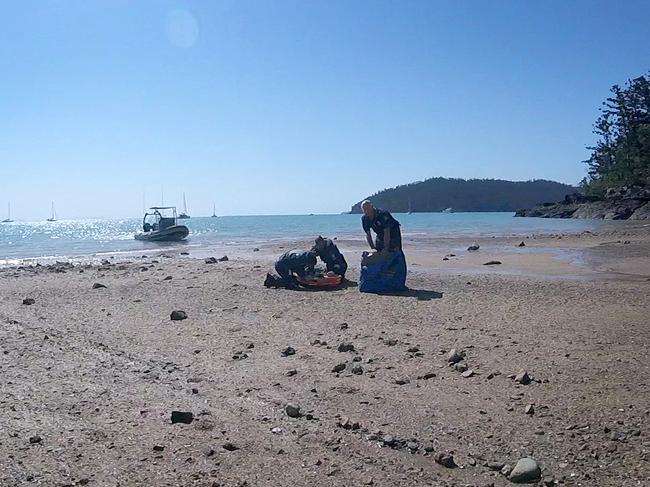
(297, 273, 343, 288)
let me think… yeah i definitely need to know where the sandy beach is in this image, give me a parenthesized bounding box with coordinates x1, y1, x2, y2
(1, 225, 649, 487)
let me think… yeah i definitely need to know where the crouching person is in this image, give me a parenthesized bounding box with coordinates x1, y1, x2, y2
(312, 236, 348, 278)
(264, 250, 317, 289)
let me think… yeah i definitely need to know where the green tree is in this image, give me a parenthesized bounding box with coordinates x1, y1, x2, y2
(583, 73, 650, 195)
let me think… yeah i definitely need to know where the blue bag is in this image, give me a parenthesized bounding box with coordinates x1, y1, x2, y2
(359, 251, 407, 293)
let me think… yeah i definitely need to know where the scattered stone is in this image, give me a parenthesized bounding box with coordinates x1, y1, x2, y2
(483, 260, 502, 266)
(394, 378, 410, 385)
(351, 365, 364, 375)
(509, 457, 541, 483)
(337, 343, 355, 352)
(163, 275, 173, 280)
(92, 282, 107, 289)
(204, 257, 218, 264)
(170, 411, 194, 424)
(332, 363, 346, 373)
(467, 244, 480, 252)
(461, 369, 475, 378)
(338, 417, 360, 430)
(501, 464, 512, 476)
(286, 369, 298, 377)
(339, 322, 349, 330)
(222, 442, 239, 451)
(153, 445, 165, 452)
(525, 404, 535, 415)
(447, 348, 464, 364)
(180, 252, 189, 255)
(252, 248, 260, 252)
(454, 362, 468, 373)
(518, 241, 526, 247)
(170, 310, 188, 321)
(29, 435, 42, 444)
(22, 298, 35, 305)
(515, 369, 532, 385)
(487, 461, 505, 471)
(434, 452, 456, 468)
(443, 257, 449, 261)
(406, 441, 419, 451)
(542, 477, 555, 487)
(352, 356, 362, 362)
(281, 346, 296, 357)
(386, 339, 398, 346)
(419, 372, 437, 380)
(218, 256, 229, 262)
(407, 346, 419, 353)
(271, 427, 283, 434)
(285, 404, 301, 418)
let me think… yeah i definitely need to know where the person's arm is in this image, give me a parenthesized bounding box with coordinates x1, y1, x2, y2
(382, 227, 391, 253)
(366, 232, 375, 250)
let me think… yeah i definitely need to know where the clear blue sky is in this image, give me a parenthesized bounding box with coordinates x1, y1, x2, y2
(1, 0, 648, 219)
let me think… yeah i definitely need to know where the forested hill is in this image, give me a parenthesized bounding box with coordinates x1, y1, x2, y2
(350, 178, 576, 213)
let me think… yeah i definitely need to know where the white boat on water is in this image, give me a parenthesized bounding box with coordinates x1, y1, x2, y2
(442, 207, 453, 213)
(1, 202, 13, 223)
(178, 192, 190, 219)
(47, 202, 57, 221)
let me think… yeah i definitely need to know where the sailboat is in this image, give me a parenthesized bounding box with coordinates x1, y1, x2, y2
(178, 192, 190, 219)
(407, 200, 413, 214)
(1, 202, 13, 223)
(211, 203, 218, 218)
(47, 202, 57, 222)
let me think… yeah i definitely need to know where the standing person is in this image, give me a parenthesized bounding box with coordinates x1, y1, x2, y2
(361, 200, 402, 254)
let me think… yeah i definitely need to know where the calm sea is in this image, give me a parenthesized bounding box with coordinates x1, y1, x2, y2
(0, 213, 614, 265)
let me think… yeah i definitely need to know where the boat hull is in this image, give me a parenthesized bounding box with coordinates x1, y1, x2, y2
(135, 225, 189, 242)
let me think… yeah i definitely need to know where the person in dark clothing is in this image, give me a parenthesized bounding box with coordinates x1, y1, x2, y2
(266, 250, 317, 288)
(361, 200, 402, 253)
(312, 236, 348, 278)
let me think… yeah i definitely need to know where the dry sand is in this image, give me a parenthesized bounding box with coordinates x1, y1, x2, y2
(1, 225, 649, 486)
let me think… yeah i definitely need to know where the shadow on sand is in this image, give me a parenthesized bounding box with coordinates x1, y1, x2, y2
(374, 288, 443, 299)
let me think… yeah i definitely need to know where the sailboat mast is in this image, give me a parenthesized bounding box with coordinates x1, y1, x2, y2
(183, 192, 187, 213)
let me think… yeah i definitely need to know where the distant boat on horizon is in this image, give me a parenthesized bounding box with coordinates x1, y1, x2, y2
(2, 202, 13, 223)
(178, 192, 190, 219)
(47, 202, 57, 222)
(442, 207, 453, 213)
(211, 202, 218, 218)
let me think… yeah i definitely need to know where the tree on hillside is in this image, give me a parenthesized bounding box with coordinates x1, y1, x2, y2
(583, 73, 650, 195)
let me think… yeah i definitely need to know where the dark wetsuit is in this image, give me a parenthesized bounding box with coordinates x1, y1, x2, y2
(313, 238, 347, 277)
(362, 208, 402, 252)
(274, 251, 317, 282)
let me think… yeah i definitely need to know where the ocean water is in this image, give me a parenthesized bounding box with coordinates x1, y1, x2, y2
(0, 213, 614, 264)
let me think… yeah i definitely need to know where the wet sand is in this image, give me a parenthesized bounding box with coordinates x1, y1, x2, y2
(1, 225, 649, 486)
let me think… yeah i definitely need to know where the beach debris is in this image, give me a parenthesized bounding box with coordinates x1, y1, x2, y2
(515, 369, 532, 385)
(518, 241, 526, 247)
(483, 260, 502, 265)
(29, 435, 42, 444)
(253, 247, 260, 252)
(332, 362, 346, 373)
(447, 348, 464, 364)
(467, 243, 480, 252)
(280, 346, 296, 357)
(92, 282, 107, 289)
(525, 404, 535, 415)
(509, 457, 541, 483)
(180, 251, 189, 255)
(337, 342, 355, 352)
(218, 255, 229, 261)
(271, 427, 283, 434)
(170, 310, 188, 321)
(442, 257, 449, 261)
(22, 298, 35, 305)
(222, 442, 240, 451)
(454, 362, 468, 373)
(445, 253, 456, 257)
(434, 452, 456, 468)
(204, 257, 218, 264)
(351, 365, 364, 375)
(338, 417, 361, 430)
(170, 411, 194, 424)
(417, 372, 437, 380)
(285, 404, 301, 418)
(461, 369, 475, 378)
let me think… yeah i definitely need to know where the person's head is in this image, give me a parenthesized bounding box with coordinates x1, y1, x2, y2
(312, 235, 328, 254)
(361, 200, 375, 219)
(307, 250, 317, 266)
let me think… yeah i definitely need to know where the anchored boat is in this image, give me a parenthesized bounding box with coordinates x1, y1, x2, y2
(135, 206, 189, 242)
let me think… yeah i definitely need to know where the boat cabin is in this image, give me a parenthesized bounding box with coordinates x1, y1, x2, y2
(142, 207, 178, 232)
